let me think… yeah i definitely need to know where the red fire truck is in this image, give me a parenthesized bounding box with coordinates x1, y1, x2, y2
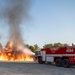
(35, 46, 75, 68)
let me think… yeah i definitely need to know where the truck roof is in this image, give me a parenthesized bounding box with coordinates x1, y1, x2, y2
(41, 46, 75, 54)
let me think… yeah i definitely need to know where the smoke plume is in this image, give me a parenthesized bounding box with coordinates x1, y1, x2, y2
(1, 0, 30, 48)
(0, 0, 35, 55)
(8, 0, 30, 47)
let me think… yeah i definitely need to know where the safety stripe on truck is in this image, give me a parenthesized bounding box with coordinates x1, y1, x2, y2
(46, 54, 75, 57)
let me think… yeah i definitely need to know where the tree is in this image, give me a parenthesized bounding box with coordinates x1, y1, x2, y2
(43, 44, 53, 48)
(54, 42, 63, 47)
(34, 44, 39, 50)
(63, 43, 69, 46)
(43, 42, 68, 48)
(28, 45, 35, 53)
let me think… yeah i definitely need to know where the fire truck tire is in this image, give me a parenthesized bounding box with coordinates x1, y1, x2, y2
(38, 58, 43, 64)
(62, 59, 70, 68)
(55, 58, 62, 67)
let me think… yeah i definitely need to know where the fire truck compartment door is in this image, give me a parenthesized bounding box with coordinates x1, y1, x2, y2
(46, 57, 54, 62)
(41, 51, 45, 61)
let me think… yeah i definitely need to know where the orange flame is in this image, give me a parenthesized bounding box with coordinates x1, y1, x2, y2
(0, 42, 34, 61)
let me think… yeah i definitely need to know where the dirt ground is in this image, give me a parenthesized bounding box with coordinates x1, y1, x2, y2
(0, 61, 75, 75)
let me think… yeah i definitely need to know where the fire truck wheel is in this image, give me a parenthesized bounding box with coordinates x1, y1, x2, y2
(62, 59, 70, 68)
(38, 58, 43, 64)
(55, 58, 62, 67)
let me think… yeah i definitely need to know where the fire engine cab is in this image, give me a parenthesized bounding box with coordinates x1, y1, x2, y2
(35, 46, 75, 68)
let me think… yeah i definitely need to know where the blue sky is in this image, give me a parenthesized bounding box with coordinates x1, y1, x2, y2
(26, 0, 75, 47)
(0, 0, 75, 47)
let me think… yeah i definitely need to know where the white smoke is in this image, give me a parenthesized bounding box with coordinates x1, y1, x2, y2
(17, 45, 35, 55)
(23, 48, 35, 55)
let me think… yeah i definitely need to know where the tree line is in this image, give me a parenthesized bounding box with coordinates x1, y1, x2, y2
(27, 43, 69, 53)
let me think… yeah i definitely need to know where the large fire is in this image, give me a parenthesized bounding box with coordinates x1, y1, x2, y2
(0, 42, 34, 61)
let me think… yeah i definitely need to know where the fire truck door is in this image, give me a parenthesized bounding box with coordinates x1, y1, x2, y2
(41, 51, 45, 61)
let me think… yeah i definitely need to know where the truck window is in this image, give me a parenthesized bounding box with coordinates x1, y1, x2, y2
(35, 51, 40, 55)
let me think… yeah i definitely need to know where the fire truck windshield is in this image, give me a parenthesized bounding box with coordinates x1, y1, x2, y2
(35, 50, 41, 56)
